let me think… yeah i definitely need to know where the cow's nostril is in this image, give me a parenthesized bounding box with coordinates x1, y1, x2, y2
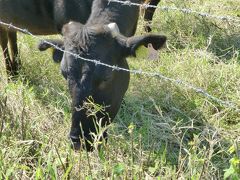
(69, 134, 94, 151)
(69, 135, 81, 150)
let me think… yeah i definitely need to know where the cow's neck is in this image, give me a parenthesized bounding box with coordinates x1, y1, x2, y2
(86, 0, 141, 37)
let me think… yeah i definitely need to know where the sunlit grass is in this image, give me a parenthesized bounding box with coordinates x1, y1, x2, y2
(0, 0, 240, 179)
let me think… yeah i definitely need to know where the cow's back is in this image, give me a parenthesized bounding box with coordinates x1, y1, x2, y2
(0, 0, 92, 34)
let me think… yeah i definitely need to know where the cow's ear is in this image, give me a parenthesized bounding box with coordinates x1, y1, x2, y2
(38, 39, 64, 63)
(124, 35, 167, 57)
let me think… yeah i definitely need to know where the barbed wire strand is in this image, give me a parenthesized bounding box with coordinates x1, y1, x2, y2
(109, 0, 240, 25)
(0, 20, 239, 112)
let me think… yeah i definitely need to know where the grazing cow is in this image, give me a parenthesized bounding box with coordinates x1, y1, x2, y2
(38, 0, 166, 151)
(0, 0, 160, 76)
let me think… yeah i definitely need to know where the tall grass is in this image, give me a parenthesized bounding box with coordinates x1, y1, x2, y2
(0, 0, 240, 179)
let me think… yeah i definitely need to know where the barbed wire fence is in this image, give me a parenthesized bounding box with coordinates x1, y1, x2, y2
(0, 1, 240, 112)
(109, 0, 240, 26)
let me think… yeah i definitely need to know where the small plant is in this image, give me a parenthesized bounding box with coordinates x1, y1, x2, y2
(224, 142, 240, 180)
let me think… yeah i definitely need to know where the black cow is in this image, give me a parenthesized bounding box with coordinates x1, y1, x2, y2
(0, 0, 160, 77)
(39, 0, 166, 151)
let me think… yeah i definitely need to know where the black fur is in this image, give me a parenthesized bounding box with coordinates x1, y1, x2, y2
(0, 0, 161, 76)
(39, 0, 167, 151)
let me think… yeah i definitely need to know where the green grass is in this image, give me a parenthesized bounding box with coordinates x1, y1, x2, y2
(0, 0, 240, 179)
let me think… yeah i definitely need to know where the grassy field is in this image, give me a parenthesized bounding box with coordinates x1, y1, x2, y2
(0, 0, 240, 179)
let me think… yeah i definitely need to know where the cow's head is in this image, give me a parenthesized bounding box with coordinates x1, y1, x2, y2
(38, 22, 166, 151)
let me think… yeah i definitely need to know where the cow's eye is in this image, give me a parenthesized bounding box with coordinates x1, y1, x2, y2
(103, 73, 114, 83)
(98, 80, 108, 90)
(103, 78, 108, 82)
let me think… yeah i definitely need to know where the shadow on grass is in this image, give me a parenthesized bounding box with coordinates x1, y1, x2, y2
(111, 85, 231, 177)
(208, 32, 240, 62)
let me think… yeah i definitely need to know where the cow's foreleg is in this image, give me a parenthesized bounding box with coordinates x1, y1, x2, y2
(144, 0, 160, 32)
(0, 27, 12, 76)
(8, 31, 20, 76)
